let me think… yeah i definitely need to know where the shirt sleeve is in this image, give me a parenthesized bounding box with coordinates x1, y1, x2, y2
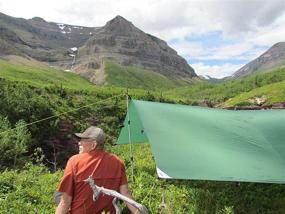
(120, 162, 128, 186)
(57, 157, 75, 198)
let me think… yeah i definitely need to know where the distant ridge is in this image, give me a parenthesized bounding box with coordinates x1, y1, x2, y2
(0, 12, 197, 85)
(231, 42, 285, 79)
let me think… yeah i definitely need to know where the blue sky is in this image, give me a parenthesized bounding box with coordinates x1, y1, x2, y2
(0, 0, 285, 78)
(168, 31, 272, 78)
(169, 31, 250, 65)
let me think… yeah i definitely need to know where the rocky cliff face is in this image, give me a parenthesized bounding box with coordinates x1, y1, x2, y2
(0, 12, 95, 61)
(76, 16, 196, 81)
(0, 13, 197, 83)
(231, 42, 285, 79)
(0, 12, 95, 48)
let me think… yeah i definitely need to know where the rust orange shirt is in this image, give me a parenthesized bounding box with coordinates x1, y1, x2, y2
(57, 150, 128, 214)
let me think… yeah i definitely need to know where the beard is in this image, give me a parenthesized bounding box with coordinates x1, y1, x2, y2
(79, 146, 83, 153)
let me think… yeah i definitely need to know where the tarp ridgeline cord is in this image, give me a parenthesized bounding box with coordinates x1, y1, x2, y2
(0, 93, 125, 137)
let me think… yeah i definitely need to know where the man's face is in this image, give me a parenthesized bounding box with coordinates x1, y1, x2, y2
(78, 139, 96, 153)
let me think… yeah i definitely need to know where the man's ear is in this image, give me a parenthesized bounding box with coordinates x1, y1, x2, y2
(92, 142, 98, 149)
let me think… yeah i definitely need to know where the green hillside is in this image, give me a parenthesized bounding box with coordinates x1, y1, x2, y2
(104, 60, 193, 90)
(224, 80, 285, 106)
(1, 58, 285, 106)
(166, 67, 285, 106)
(0, 59, 96, 90)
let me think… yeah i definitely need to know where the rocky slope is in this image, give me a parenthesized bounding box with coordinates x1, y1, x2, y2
(74, 16, 196, 82)
(0, 12, 95, 61)
(231, 42, 285, 79)
(0, 12, 197, 84)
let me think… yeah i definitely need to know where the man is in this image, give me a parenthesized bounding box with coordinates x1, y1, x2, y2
(55, 126, 139, 214)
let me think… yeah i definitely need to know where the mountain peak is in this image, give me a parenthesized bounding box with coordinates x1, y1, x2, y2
(0, 11, 197, 83)
(30, 17, 46, 22)
(230, 41, 285, 79)
(112, 15, 129, 22)
(272, 41, 285, 48)
(104, 15, 136, 35)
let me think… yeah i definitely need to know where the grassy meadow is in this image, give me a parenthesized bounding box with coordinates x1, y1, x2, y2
(104, 60, 194, 90)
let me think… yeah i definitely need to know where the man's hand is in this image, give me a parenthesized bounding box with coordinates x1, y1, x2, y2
(55, 192, 72, 214)
(120, 184, 140, 214)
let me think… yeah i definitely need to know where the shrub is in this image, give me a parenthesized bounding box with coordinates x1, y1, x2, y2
(0, 116, 31, 168)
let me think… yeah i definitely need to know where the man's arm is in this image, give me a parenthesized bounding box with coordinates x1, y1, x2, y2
(55, 193, 72, 214)
(120, 184, 140, 214)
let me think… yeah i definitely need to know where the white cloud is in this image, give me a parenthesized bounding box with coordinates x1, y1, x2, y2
(171, 38, 268, 63)
(169, 40, 208, 59)
(192, 62, 245, 78)
(0, 0, 285, 78)
(198, 43, 268, 61)
(247, 13, 285, 46)
(1, 0, 284, 42)
(3, 0, 283, 37)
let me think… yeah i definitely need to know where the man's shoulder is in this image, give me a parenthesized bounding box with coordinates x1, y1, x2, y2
(105, 152, 124, 164)
(67, 151, 124, 165)
(67, 153, 84, 163)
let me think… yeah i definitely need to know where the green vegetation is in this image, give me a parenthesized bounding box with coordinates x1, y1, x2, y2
(104, 61, 190, 90)
(0, 58, 173, 98)
(224, 80, 285, 106)
(1, 58, 284, 107)
(166, 67, 285, 106)
(0, 59, 285, 213)
(0, 164, 62, 213)
(0, 117, 31, 168)
(0, 59, 97, 90)
(1, 144, 285, 213)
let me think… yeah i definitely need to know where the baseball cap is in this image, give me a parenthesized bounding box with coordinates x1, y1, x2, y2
(75, 126, 105, 144)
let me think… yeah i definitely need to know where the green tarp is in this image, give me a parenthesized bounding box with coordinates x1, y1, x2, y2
(117, 100, 285, 183)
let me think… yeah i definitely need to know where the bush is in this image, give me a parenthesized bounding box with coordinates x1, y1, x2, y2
(0, 116, 31, 168)
(0, 163, 62, 213)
